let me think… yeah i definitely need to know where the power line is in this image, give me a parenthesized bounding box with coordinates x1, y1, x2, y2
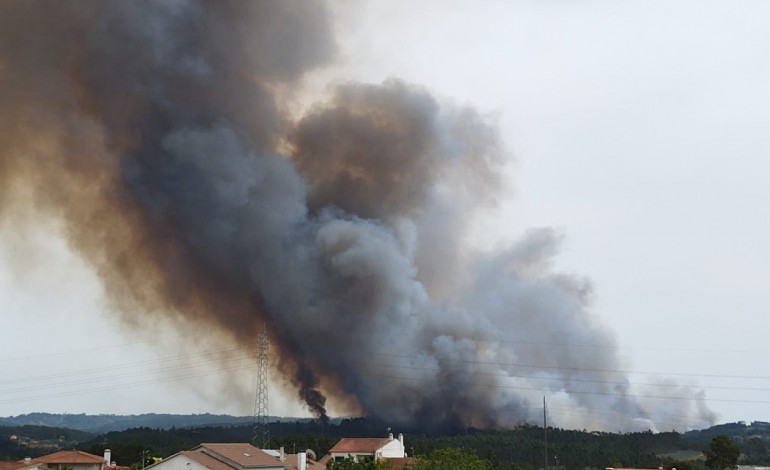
(352, 370, 770, 405)
(4, 344, 770, 404)
(369, 351, 770, 381)
(5, 346, 769, 405)
(342, 358, 770, 393)
(0, 353, 252, 394)
(4, 337, 770, 426)
(0, 360, 255, 404)
(0, 346, 252, 386)
(0, 332, 207, 362)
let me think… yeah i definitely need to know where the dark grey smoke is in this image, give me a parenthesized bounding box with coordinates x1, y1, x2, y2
(0, 0, 715, 431)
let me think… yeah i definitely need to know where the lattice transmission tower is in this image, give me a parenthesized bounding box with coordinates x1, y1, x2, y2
(252, 325, 269, 449)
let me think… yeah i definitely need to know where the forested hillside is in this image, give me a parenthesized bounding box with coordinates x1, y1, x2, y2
(0, 413, 263, 433)
(4, 416, 770, 470)
(73, 420, 711, 470)
(0, 425, 94, 459)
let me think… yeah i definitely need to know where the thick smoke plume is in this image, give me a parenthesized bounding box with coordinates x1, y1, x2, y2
(0, 1, 714, 431)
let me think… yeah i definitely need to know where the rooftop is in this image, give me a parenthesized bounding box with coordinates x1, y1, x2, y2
(282, 454, 324, 470)
(33, 451, 105, 465)
(195, 443, 281, 468)
(329, 438, 393, 454)
(182, 452, 236, 470)
(0, 462, 43, 470)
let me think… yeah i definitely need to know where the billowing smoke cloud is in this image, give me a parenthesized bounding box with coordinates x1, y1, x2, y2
(0, 0, 714, 431)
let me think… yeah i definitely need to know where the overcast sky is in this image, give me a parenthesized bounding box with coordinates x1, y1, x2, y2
(2, 1, 770, 429)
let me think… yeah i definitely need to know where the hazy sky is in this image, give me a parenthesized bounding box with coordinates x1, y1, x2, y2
(2, 1, 770, 429)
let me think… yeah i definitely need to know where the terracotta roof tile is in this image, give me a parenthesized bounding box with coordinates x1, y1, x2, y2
(183, 451, 239, 470)
(329, 438, 392, 454)
(0, 462, 42, 470)
(282, 454, 324, 470)
(196, 444, 280, 468)
(33, 451, 104, 464)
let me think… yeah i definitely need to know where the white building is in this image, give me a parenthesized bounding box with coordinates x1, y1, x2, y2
(328, 433, 405, 463)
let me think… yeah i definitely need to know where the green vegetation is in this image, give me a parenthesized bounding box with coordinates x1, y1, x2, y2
(411, 448, 493, 470)
(6, 416, 770, 470)
(0, 425, 95, 460)
(326, 456, 378, 470)
(324, 448, 495, 469)
(704, 435, 740, 470)
(78, 421, 703, 469)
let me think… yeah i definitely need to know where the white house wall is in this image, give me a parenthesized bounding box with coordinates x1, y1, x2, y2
(147, 454, 215, 470)
(147, 453, 284, 470)
(379, 439, 405, 459)
(329, 439, 405, 462)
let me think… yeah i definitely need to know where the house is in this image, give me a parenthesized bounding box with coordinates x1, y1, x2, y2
(327, 433, 406, 464)
(267, 453, 323, 470)
(0, 459, 49, 470)
(144, 443, 322, 470)
(30, 450, 113, 470)
(0, 449, 123, 470)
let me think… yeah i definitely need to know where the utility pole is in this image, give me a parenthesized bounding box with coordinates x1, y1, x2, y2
(252, 324, 270, 449)
(543, 396, 548, 470)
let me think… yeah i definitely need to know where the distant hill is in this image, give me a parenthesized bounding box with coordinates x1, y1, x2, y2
(71, 420, 711, 470)
(684, 421, 770, 444)
(684, 421, 770, 443)
(0, 413, 305, 434)
(5, 415, 770, 469)
(0, 424, 95, 460)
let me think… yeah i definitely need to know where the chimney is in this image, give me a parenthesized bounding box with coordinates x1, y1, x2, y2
(104, 449, 112, 468)
(398, 433, 403, 445)
(298, 452, 307, 470)
(279, 446, 285, 462)
(388, 432, 393, 440)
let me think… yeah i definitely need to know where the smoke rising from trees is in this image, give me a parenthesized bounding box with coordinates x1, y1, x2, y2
(0, 0, 715, 431)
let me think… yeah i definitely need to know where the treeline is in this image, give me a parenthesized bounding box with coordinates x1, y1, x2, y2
(72, 420, 712, 470)
(78, 419, 380, 466)
(0, 413, 266, 434)
(5, 419, 770, 469)
(404, 426, 692, 470)
(0, 425, 95, 460)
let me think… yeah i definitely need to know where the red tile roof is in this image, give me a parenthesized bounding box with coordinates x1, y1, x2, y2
(329, 438, 392, 454)
(283, 454, 324, 470)
(34, 451, 104, 464)
(195, 444, 280, 468)
(182, 451, 239, 470)
(0, 462, 42, 470)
